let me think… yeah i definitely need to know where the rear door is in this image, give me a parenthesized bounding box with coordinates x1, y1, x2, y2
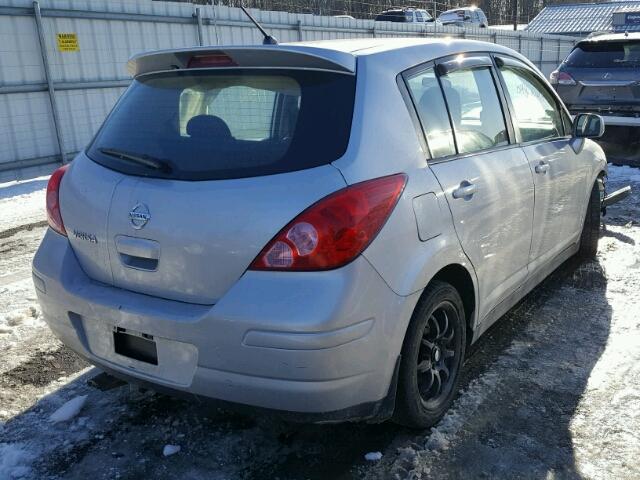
(495, 56, 588, 269)
(404, 56, 535, 321)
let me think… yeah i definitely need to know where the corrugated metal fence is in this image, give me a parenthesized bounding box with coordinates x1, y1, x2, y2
(0, 0, 582, 177)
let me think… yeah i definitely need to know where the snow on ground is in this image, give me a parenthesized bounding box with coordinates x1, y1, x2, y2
(366, 165, 640, 480)
(607, 164, 640, 184)
(49, 395, 88, 424)
(0, 174, 50, 372)
(0, 227, 49, 374)
(0, 442, 35, 479)
(0, 176, 48, 232)
(0, 165, 638, 479)
(364, 452, 383, 462)
(162, 444, 181, 457)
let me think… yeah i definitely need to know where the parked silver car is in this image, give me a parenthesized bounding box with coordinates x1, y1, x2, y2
(33, 38, 606, 428)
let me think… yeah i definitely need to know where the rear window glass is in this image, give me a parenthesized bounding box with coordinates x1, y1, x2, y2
(405, 67, 456, 158)
(565, 41, 640, 68)
(87, 69, 355, 181)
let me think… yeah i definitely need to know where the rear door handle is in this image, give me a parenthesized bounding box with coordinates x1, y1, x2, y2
(452, 182, 477, 199)
(535, 162, 550, 174)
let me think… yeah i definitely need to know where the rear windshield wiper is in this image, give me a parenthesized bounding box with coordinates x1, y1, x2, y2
(98, 147, 172, 173)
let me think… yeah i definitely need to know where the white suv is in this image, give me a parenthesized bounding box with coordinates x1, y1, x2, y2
(438, 7, 489, 28)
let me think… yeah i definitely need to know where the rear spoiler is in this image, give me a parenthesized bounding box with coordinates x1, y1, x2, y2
(127, 46, 356, 77)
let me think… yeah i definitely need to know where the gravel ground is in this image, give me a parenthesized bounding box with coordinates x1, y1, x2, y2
(0, 165, 638, 480)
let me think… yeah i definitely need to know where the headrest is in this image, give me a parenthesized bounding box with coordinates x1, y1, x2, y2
(186, 115, 232, 140)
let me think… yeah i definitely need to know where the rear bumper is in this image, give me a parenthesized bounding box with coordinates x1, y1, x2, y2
(33, 229, 419, 420)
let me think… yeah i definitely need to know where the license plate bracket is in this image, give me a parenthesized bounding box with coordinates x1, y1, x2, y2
(113, 327, 158, 365)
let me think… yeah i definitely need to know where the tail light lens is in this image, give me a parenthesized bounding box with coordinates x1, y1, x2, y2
(249, 173, 407, 271)
(46, 164, 69, 236)
(550, 70, 576, 86)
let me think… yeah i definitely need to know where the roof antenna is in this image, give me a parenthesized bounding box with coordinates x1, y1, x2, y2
(239, 4, 278, 45)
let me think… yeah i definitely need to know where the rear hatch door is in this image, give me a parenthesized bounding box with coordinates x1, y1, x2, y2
(105, 167, 345, 304)
(569, 67, 640, 107)
(78, 60, 355, 304)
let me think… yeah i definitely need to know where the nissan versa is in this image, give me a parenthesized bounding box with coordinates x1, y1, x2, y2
(33, 38, 607, 428)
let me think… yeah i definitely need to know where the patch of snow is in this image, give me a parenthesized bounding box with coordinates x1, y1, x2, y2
(424, 372, 500, 452)
(49, 395, 88, 423)
(0, 175, 48, 231)
(364, 451, 383, 461)
(163, 444, 181, 457)
(0, 443, 35, 479)
(607, 164, 640, 183)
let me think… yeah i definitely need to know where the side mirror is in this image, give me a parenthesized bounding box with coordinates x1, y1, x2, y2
(464, 15, 471, 20)
(573, 113, 605, 139)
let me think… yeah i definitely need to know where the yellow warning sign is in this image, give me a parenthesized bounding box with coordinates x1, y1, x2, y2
(56, 33, 79, 52)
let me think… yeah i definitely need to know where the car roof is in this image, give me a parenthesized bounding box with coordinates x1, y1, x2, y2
(581, 32, 640, 43)
(128, 38, 534, 77)
(379, 7, 421, 12)
(288, 37, 497, 55)
(441, 7, 478, 14)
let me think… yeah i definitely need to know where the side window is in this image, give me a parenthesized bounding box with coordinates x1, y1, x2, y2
(405, 66, 456, 158)
(498, 66, 564, 143)
(415, 10, 424, 22)
(440, 67, 509, 154)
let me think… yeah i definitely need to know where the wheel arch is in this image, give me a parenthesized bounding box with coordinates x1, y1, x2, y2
(409, 263, 477, 349)
(429, 264, 476, 346)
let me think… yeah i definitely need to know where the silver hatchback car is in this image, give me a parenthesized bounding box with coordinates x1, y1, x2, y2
(33, 38, 607, 428)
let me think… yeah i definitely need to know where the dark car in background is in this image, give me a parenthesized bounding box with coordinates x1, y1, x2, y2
(550, 32, 640, 164)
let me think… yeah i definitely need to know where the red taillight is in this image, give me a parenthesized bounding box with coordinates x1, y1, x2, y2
(249, 174, 408, 271)
(550, 70, 576, 86)
(187, 53, 237, 68)
(46, 164, 69, 236)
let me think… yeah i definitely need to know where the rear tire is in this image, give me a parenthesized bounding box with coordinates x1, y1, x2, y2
(394, 281, 466, 429)
(578, 179, 603, 260)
